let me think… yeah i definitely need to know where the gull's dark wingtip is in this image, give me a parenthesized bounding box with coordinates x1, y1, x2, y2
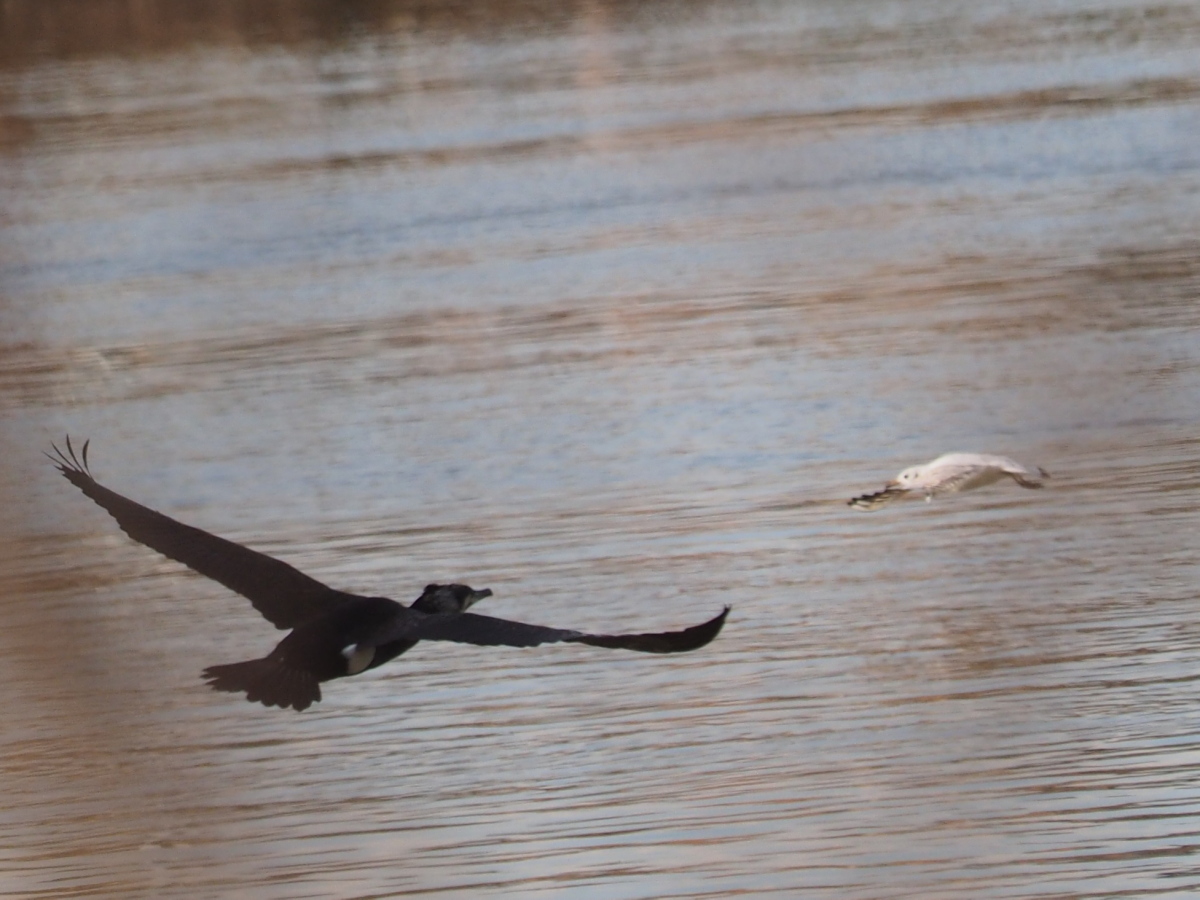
(848, 487, 902, 511)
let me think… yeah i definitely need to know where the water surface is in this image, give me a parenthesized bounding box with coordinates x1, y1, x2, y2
(2, 1, 1200, 897)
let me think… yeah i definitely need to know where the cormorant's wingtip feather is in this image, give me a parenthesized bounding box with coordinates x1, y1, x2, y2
(699, 605, 731, 639)
(48, 435, 94, 478)
(699, 605, 732, 643)
(593, 604, 731, 653)
(706, 606, 731, 626)
(47, 441, 75, 475)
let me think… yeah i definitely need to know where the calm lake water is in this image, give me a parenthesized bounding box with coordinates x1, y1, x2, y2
(3, 1, 1200, 897)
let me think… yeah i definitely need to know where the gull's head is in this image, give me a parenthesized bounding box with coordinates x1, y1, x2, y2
(412, 583, 493, 613)
(890, 464, 925, 489)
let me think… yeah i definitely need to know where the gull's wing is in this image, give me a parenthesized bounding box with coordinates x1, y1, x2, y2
(848, 487, 905, 510)
(923, 463, 995, 493)
(999, 460, 1048, 488)
(407, 606, 730, 654)
(49, 438, 350, 629)
(932, 456, 1047, 491)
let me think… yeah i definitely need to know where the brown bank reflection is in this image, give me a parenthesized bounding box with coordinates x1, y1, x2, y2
(0, 0, 703, 64)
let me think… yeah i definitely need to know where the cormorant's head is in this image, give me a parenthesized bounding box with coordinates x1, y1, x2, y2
(411, 583, 493, 614)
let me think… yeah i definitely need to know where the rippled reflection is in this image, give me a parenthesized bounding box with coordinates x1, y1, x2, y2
(3, 0, 1200, 897)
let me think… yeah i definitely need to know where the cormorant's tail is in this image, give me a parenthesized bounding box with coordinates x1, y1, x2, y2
(202, 659, 321, 711)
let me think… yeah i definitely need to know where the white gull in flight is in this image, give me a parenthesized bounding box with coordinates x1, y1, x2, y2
(849, 452, 1048, 510)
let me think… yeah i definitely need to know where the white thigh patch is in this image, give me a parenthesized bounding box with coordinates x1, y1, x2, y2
(341, 643, 375, 675)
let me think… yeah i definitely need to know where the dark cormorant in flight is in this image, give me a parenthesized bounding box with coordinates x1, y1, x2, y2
(49, 438, 729, 711)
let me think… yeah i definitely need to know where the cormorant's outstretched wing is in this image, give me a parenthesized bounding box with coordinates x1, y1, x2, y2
(49, 437, 350, 629)
(408, 606, 730, 654)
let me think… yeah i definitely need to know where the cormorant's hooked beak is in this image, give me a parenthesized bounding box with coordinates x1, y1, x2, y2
(466, 587, 493, 609)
